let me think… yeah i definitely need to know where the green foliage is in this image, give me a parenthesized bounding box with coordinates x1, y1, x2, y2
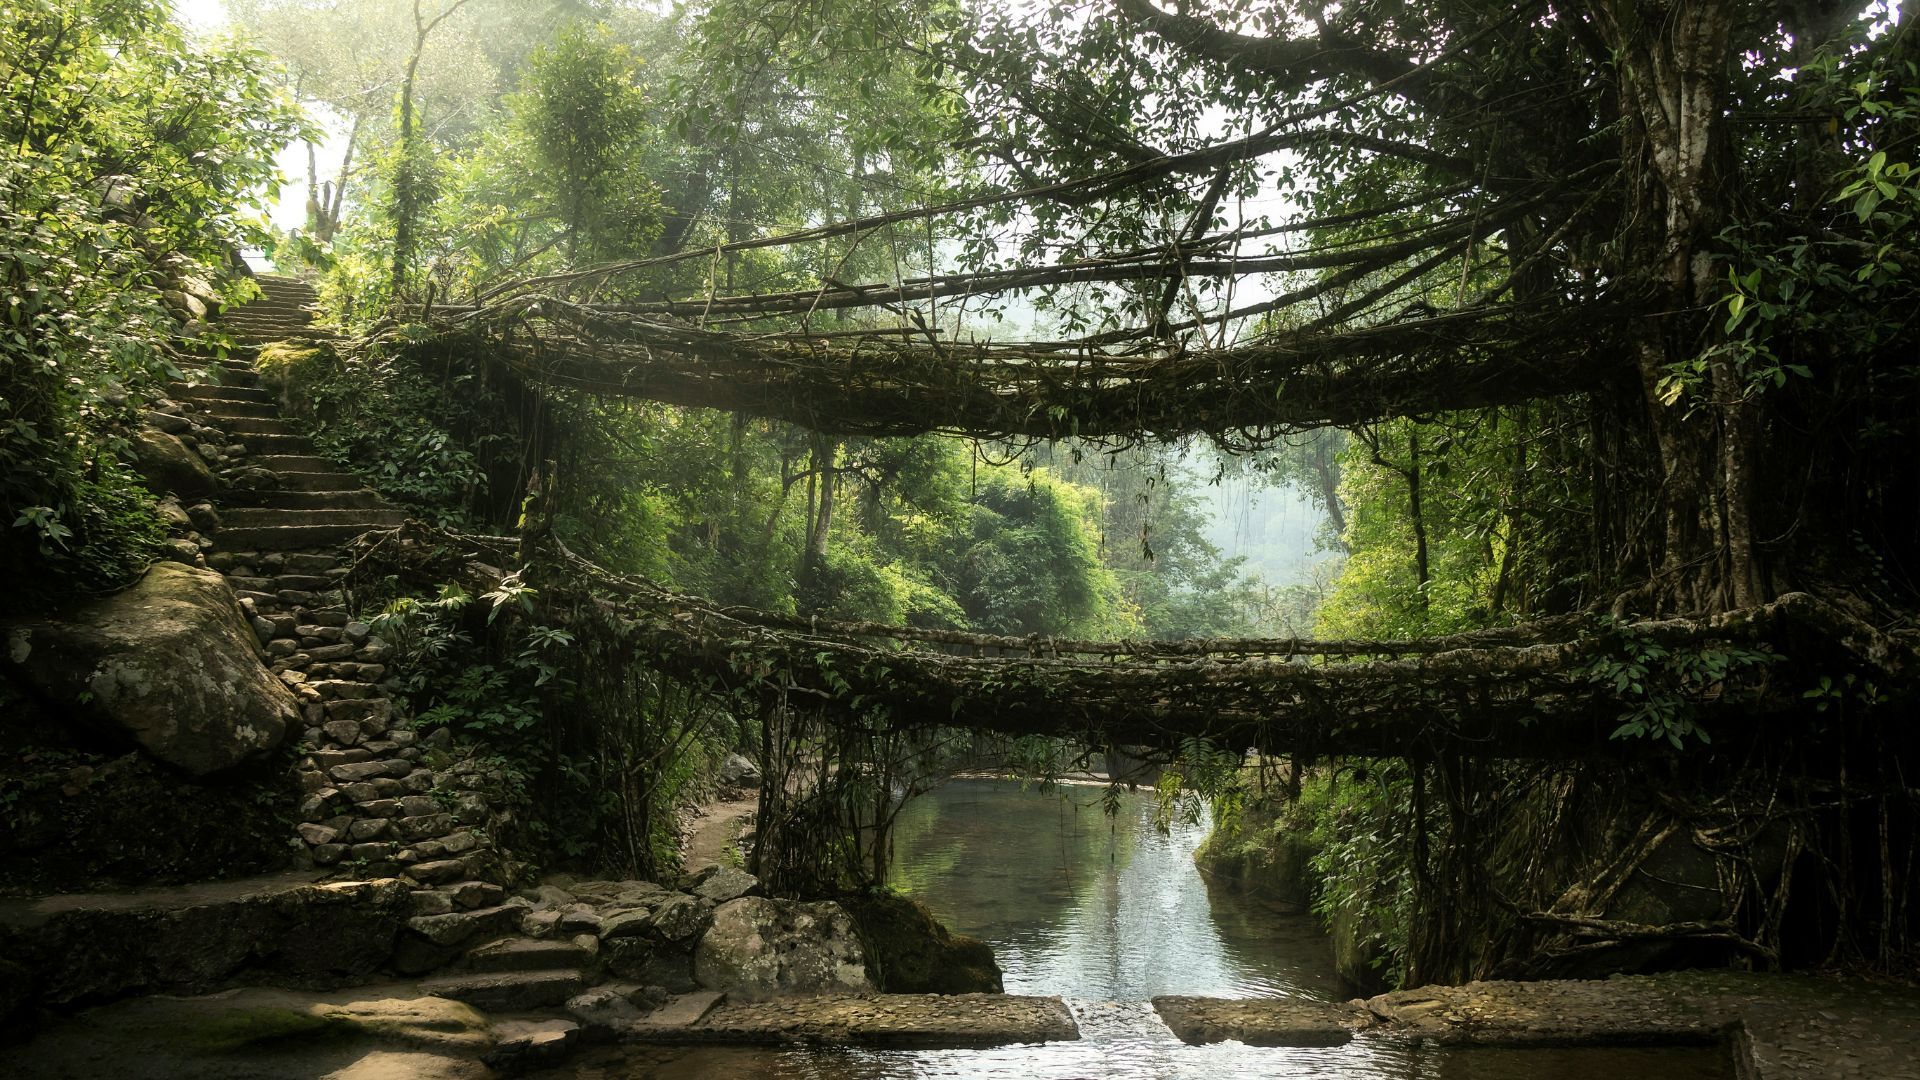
(1662, 56, 1920, 410)
(511, 22, 663, 263)
(1582, 621, 1777, 748)
(0, 0, 298, 594)
(265, 339, 510, 525)
(953, 467, 1139, 637)
(1304, 764, 1414, 985)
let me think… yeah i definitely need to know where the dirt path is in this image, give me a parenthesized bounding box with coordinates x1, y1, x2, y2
(682, 797, 757, 873)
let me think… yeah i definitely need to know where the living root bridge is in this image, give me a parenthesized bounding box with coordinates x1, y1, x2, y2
(347, 524, 1916, 759)
(412, 299, 1612, 440)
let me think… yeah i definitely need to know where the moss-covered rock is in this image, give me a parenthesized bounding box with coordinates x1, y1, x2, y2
(843, 893, 1003, 994)
(1194, 800, 1318, 911)
(3, 562, 299, 776)
(128, 427, 216, 499)
(253, 340, 339, 421)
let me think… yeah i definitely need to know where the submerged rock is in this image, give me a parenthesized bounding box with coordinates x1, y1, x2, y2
(3, 563, 298, 776)
(693, 897, 872, 1000)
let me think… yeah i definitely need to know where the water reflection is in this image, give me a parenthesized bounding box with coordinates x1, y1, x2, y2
(547, 779, 1733, 1080)
(888, 778, 1339, 1000)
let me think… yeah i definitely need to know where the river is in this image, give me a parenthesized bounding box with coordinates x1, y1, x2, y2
(558, 778, 1734, 1078)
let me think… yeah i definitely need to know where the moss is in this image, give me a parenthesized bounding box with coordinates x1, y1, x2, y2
(161, 1006, 354, 1053)
(844, 892, 1003, 994)
(252, 340, 335, 373)
(1195, 797, 1318, 909)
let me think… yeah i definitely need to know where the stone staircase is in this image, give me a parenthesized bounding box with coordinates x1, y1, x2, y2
(171, 274, 508, 923)
(419, 936, 595, 1011)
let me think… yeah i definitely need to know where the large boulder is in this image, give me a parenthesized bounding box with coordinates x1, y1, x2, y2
(3, 563, 298, 776)
(693, 897, 872, 1001)
(843, 893, 1002, 994)
(717, 752, 760, 786)
(129, 426, 216, 499)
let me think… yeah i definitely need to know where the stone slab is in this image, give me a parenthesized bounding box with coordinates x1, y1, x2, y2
(625, 992, 1079, 1048)
(1153, 994, 1372, 1046)
(1160, 973, 1920, 1079)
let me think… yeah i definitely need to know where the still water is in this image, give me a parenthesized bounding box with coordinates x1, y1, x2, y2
(555, 779, 1733, 1079)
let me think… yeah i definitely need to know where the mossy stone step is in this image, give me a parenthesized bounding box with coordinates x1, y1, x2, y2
(237, 432, 316, 454)
(251, 489, 388, 510)
(193, 398, 279, 419)
(215, 523, 394, 551)
(465, 938, 593, 975)
(254, 454, 347, 473)
(218, 416, 299, 436)
(171, 382, 274, 404)
(419, 970, 586, 1012)
(222, 508, 409, 530)
(252, 470, 366, 493)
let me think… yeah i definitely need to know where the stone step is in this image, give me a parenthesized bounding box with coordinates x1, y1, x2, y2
(252, 488, 389, 510)
(193, 398, 279, 419)
(170, 382, 275, 404)
(185, 365, 261, 388)
(256, 276, 317, 296)
(254, 454, 344, 474)
(238, 432, 317, 455)
(466, 938, 593, 975)
(222, 315, 312, 329)
(257, 470, 367, 492)
(222, 508, 409, 531)
(215, 523, 392, 551)
(223, 328, 332, 345)
(218, 416, 299, 435)
(420, 970, 586, 1012)
(172, 372, 261, 393)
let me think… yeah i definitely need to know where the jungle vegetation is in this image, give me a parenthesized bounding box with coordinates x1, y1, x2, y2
(3, 0, 1916, 985)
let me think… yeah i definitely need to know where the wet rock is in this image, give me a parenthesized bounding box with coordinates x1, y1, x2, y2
(650, 894, 712, 943)
(843, 893, 1002, 994)
(600, 937, 654, 981)
(693, 897, 872, 1000)
(7, 983, 492, 1080)
(1154, 995, 1372, 1046)
(557, 907, 602, 935)
(483, 1017, 581, 1073)
(566, 986, 645, 1032)
(405, 904, 519, 948)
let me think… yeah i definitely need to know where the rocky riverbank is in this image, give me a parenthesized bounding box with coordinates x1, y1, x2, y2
(1156, 970, 1920, 1078)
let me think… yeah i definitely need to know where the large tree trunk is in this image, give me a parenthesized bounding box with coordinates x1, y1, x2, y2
(1592, 0, 1763, 613)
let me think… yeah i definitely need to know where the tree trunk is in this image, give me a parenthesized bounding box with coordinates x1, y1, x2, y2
(1590, 0, 1757, 613)
(1313, 435, 1351, 553)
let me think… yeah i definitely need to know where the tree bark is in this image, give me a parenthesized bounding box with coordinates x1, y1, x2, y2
(1590, 0, 1753, 612)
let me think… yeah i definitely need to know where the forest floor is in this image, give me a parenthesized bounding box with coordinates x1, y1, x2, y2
(679, 795, 756, 874)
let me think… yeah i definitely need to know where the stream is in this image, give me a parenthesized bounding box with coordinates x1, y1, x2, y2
(558, 778, 1735, 1078)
